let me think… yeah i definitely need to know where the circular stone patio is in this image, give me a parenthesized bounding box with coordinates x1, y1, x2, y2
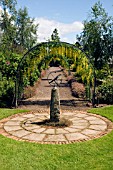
(0, 110, 113, 144)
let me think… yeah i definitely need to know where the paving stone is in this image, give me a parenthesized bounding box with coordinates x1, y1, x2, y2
(4, 121, 20, 126)
(62, 112, 74, 116)
(72, 121, 88, 126)
(89, 120, 106, 125)
(34, 113, 49, 116)
(72, 120, 88, 124)
(89, 124, 107, 131)
(32, 127, 46, 133)
(85, 116, 101, 121)
(23, 133, 46, 141)
(35, 113, 49, 115)
(69, 125, 87, 129)
(44, 134, 67, 142)
(28, 118, 44, 123)
(11, 117, 26, 121)
(82, 129, 100, 136)
(24, 120, 32, 124)
(4, 125, 22, 131)
(44, 129, 55, 134)
(75, 119, 88, 122)
(75, 113, 88, 118)
(71, 117, 83, 121)
(22, 114, 34, 118)
(56, 128, 69, 134)
(10, 129, 31, 137)
(24, 125, 40, 131)
(64, 127, 82, 132)
(65, 133, 88, 141)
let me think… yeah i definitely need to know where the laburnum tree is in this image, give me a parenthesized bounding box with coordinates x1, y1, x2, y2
(77, 1, 113, 106)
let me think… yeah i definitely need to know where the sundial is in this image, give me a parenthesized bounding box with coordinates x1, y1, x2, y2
(47, 70, 62, 87)
(47, 69, 63, 122)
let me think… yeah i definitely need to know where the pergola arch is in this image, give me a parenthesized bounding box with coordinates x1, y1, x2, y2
(15, 41, 93, 107)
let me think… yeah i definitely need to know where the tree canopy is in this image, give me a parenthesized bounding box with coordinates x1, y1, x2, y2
(0, 0, 38, 53)
(77, 1, 113, 70)
(51, 28, 60, 42)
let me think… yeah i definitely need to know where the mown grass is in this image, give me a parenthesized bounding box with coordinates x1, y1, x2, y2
(0, 108, 29, 120)
(0, 106, 113, 170)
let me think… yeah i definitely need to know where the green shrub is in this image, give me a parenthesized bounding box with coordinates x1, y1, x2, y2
(97, 80, 113, 104)
(0, 77, 15, 107)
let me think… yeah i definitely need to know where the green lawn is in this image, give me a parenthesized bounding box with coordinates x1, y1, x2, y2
(0, 106, 113, 170)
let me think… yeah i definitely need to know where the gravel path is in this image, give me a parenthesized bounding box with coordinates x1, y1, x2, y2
(19, 67, 89, 111)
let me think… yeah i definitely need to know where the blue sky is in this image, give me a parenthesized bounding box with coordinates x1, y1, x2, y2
(16, 0, 113, 43)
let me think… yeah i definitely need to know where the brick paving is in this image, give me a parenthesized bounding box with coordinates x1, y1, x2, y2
(0, 110, 113, 144)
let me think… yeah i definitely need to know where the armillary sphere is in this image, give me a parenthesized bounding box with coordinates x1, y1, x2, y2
(47, 70, 62, 87)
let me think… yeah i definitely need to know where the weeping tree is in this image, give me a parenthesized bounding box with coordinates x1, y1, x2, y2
(77, 1, 113, 106)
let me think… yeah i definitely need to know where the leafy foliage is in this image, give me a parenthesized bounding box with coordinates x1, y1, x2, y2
(77, 1, 113, 106)
(0, 1, 112, 107)
(0, 0, 38, 52)
(77, 1, 113, 69)
(51, 28, 60, 42)
(16, 7, 38, 50)
(97, 80, 113, 104)
(0, 0, 17, 52)
(0, 52, 22, 107)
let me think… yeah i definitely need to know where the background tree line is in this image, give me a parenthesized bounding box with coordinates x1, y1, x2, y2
(0, 0, 113, 107)
(0, 0, 38, 53)
(76, 1, 113, 105)
(0, 0, 38, 107)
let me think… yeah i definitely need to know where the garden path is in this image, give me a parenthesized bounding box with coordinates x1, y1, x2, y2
(19, 67, 88, 111)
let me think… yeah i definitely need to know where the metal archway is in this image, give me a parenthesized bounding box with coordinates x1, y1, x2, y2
(14, 41, 93, 107)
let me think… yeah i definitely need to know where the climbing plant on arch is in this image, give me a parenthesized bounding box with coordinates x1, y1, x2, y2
(15, 41, 94, 107)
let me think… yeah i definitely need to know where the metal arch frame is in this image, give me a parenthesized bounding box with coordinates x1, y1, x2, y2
(16, 41, 91, 73)
(15, 41, 92, 107)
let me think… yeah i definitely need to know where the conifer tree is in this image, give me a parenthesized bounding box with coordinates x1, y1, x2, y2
(51, 28, 60, 42)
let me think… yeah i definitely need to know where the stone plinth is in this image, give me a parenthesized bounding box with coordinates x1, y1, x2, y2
(50, 87, 60, 122)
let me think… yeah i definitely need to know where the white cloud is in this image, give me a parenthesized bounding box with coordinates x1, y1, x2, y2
(0, 6, 83, 43)
(0, 6, 3, 16)
(34, 17, 83, 43)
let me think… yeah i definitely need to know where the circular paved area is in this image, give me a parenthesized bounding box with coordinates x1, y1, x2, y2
(0, 111, 113, 144)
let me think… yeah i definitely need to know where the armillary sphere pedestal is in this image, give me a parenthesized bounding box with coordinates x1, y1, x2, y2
(47, 69, 62, 122)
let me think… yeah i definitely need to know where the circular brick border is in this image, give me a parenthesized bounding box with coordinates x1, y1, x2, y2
(0, 110, 113, 144)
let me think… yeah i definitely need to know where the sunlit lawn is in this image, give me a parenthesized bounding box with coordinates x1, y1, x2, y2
(0, 106, 113, 170)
